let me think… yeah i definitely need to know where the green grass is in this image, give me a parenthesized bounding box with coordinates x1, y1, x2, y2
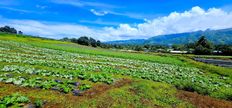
(78, 80, 193, 108)
(0, 80, 193, 108)
(0, 34, 196, 107)
(0, 34, 231, 80)
(2, 34, 231, 77)
(0, 34, 188, 66)
(0, 33, 231, 107)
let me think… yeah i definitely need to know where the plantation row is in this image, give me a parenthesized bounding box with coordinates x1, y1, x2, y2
(1, 65, 114, 84)
(0, 40, 231, 100)
(0, 73, 91, 94)
(0, 93, 43, 108)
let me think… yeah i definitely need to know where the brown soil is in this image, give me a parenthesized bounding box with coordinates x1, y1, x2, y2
(2, 80, 232, 108)
(0, 78, 132, 107)
(177, 90, 232, 108)
(82, 78, 132, 98)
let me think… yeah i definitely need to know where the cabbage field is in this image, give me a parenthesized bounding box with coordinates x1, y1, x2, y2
(0, 35, 231, 107)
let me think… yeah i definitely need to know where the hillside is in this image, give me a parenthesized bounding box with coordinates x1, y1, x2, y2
(106, 39, 145, 45)
(107, 28, 232, 45)
(0, 34, 232, 107)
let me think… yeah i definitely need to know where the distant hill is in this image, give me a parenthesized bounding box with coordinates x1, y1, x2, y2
(106, 39, 145, 45)
(106, 28, 232, 45)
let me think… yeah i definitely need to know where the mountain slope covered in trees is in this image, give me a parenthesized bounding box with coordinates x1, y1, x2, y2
(106, 39, 146, 45)
(106, 28, 232, 45)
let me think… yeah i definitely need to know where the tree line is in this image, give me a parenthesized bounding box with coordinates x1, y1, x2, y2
(0, 26, 23, 34)
(61, 37, 102, 47)
(170, 36, 232, 55)
(60, 37, 169, 51)
(62, 36, 231, 55)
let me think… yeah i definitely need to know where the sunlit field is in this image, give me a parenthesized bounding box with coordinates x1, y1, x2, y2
(0, 34, 231, 107)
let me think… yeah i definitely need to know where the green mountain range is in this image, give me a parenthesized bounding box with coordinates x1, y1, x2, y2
(106, 28, 232, 45)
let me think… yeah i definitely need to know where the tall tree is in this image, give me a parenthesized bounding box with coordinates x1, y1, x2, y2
(18, 31, 23, 35)
(96, 40, 101, 46)
(0, 26, 17, 34)
(194, 36, 214, 55)
(89, 37, 97, 47)
(77, 36, 90, 46)
(215, 45, 232, 55)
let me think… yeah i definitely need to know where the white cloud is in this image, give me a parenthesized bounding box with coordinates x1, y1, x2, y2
(51, 0, 83, 7)
(0, 7, 33, 13)
(108, 11, 161, 20)
(36, 5, 48, 9)
(0, 17, 115, 41)
(1, 6, 232, 41)
(103, 6, 232, 39)
(90, 9, 108, 16)
(51, 0, 118, 9)
(79, 19, 120, 26)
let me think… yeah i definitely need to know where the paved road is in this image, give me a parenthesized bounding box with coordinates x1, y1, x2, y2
(194, 58, 232, 68)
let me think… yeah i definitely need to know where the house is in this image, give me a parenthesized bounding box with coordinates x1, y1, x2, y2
(170, 50, 188, 54)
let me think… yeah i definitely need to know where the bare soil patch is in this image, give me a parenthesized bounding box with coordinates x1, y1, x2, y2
(83, 78, 132, 98)
(177, 90, 232, 108)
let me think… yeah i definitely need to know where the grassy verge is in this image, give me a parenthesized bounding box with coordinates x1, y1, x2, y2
(73, 80, 194, 108)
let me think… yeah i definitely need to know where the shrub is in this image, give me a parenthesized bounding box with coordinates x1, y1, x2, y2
(34, 99, 43, 108)
(211, 87, 232, 100)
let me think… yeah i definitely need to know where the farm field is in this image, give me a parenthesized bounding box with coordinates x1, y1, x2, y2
(0, 34, 232, 108)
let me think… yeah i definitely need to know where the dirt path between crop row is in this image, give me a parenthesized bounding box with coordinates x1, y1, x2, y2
(1, 80, 232, 108)
(177, 90, 232, 108)
(0, 79, 133, 108)
(82, 78, 133, 98)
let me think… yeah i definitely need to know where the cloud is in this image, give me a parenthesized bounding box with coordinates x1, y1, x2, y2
(36, 5, 48, 9)
(0, 6, 46, 14)
(51, 0, 150, 19)
(108, 11, 162, 20)
(50, 0, 118, 9)
(50, 0, 83, 7)
(1, 6, 232, 41)
(103, 6, 232, 39)
(0, 7, 33, 13)
(79, 19, 120, 26)
(90, 9, 108, 16)
(0, 17, 115, 41)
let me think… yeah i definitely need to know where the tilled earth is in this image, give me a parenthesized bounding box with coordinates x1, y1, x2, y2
(177, 90, 232, 108)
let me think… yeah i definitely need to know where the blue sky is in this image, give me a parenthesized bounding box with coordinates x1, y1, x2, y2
(0, 0, 232, 41)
